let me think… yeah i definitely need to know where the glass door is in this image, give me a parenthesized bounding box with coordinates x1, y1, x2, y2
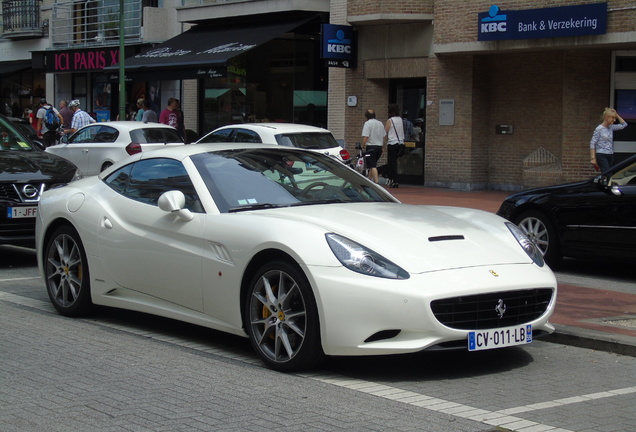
(390, 79, 426, 185)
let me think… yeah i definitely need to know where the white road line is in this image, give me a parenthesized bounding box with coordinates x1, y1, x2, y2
(3, 292, 634, 432)
(0, 277, 40, 282)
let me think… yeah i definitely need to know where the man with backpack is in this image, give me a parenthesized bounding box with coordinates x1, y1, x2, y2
(36, 98, 63, 148)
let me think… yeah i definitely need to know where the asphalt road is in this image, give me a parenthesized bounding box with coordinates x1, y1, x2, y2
(1, 245, 635, 432)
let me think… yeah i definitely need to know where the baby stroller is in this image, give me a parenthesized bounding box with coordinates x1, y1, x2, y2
(353, 142, 367, 176)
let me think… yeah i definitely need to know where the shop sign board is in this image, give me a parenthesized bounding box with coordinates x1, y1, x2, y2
(38, 47, 124, 73)
(478, 3, 607, 41)
(321, 24, 356, 69)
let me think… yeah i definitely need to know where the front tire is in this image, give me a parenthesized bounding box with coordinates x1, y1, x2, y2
(44, 225, 92, 316)
(514, 210, 561, 267)
(245, 261, 324, 371)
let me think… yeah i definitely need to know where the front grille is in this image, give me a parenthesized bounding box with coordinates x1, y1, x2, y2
(0, 183, 47, 204)
(0, 184, 21, 203)
(430, 288, 554, 330)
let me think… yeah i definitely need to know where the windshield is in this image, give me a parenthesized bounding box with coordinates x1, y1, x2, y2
(275, 132, 339, 150)
(0, 117, 36, 151)
(191, 148, 395, 213)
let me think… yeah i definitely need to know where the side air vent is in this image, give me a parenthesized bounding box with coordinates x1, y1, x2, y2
(364, 330, 401, 343)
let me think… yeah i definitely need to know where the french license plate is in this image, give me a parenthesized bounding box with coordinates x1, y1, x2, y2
(468, 324, 532, 351)
(7, 206, 38, 219)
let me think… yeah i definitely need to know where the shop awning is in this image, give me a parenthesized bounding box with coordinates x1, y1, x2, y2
(0, 60, 31, 77)
(106, 18, 310, 80)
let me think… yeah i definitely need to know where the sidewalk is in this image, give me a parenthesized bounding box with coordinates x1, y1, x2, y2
(388, 185, 636, 357)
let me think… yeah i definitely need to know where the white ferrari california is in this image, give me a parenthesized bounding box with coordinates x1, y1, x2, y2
(36, 144, 557, 371)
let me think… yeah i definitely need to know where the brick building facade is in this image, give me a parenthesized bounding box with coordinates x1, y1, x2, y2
(8, 1, 633, 191)
(341, 0, 636, 190)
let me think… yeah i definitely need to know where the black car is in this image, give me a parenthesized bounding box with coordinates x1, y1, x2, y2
(0, 113, 80, 248)
(497, 155, 636, 266)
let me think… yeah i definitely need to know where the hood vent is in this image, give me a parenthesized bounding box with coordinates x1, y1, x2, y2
(428, 235, 465, 242)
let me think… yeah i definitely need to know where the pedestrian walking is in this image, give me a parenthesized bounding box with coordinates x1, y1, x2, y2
(135, 98, 145, 121)
(58, 100, 73, 129)
(141, 100, 158, 123)
(590, 107, 627, 172)
(36, 99, 63, 148)
(361, 109, 385, 183)
(174, 99, 186, 140)
(63, 99, 95, 135)
(159, 98, 179, 129)
(384, 103, 404, 188)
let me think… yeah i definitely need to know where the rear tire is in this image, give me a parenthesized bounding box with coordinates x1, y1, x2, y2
(245, 260, 324, 371)
(44, 225, 92, 316)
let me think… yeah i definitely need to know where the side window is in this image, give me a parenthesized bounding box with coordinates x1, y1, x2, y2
(104, 163, 133, 194)
(609, 161, 636, 186)
(130, 128, 183, 144)
(233, 129, 262, 143)
(69, 125, 99, 144)
(199, 129, 233, 143)
(104, 158, 203, 212)
(93, 126, 119, 143)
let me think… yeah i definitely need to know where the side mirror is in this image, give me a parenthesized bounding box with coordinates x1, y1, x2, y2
(593, 174, 609, 188)
(611, 185, 623, 196)
(158, 190, 194, 221)
(60, 134, 69, 144)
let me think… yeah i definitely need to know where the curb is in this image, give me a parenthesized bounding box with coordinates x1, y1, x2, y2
(544, 324, 636, 357)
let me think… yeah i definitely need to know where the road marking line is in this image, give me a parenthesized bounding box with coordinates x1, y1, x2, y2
(3, 291, 634, 432)
(0, 276, 40, 282)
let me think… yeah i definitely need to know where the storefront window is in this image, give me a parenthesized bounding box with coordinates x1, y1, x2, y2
(1, 68, 42, 120)
(200, 33, 327, 136)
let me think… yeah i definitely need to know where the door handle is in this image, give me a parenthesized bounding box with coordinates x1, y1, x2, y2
(82, 149, 89, 153)
(103, 217, 113, 229)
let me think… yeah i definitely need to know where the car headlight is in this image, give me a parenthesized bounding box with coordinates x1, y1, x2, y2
(506, 222, 545, 267)
(326, 233, 409, 279)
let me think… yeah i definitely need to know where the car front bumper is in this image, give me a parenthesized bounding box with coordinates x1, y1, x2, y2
(305, 262, 557, 356)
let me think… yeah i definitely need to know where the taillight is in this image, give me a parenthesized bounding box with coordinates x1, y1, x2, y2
(125, 142, 142, 155)
(340, 149, 351, 161)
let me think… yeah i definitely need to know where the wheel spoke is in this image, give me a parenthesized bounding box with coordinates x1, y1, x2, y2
(275, 327, 295, 360)
(283, 314, 306, 337)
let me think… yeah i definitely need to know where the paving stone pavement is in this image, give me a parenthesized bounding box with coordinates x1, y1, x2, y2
(1, 185, 635, 432)
(0, 301, 492, 432)
(2, 290, 635, 432)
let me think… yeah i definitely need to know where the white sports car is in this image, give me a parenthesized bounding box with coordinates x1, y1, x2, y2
(36, 144, 557, 371)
